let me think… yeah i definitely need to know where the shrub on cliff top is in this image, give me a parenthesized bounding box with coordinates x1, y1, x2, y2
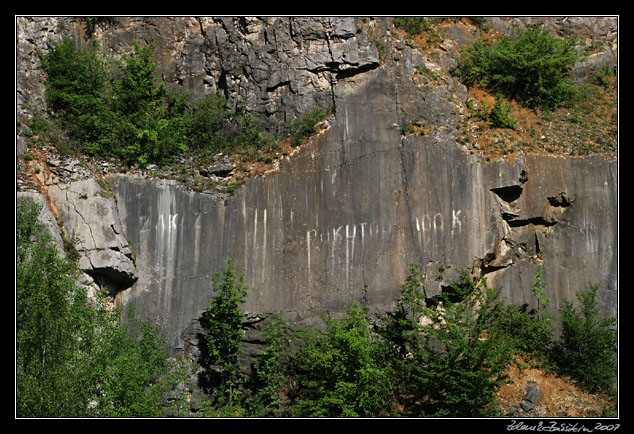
(41, 38, 188, 166)
(458, 24, 584, 111)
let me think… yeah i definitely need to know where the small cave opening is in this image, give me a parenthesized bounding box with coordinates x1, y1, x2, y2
(490, 184, 523, 203)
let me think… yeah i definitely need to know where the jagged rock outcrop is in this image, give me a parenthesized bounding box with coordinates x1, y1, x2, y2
(47, 177, 137, 290)
(16, 188, 110, 300)
(16, 16, 381, 139)
(16, 16, 618, 357)
(19, 151, 138, 295)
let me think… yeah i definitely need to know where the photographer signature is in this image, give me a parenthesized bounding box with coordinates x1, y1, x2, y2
(507, 420, 619, 432)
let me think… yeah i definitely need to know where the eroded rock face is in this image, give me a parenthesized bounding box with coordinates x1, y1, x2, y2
(16, 16, 380, 139)
(111, 67, 617, 352)
(16, 16, 618, 356)
(16, 183, 132, 301)
(47, 178, 137, 290)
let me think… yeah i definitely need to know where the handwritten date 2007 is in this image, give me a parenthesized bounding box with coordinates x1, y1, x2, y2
(507, 421, 620, 432)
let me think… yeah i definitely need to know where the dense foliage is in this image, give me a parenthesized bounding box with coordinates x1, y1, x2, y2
(285, 105, 333, 147)
(245, 316, 290, 417)
(412, 271, 515, 417)
(38, 38, 330, 169)
(491, 264, 555, 360)
(373, 266, 516, 417)
(194, 262, 617, 417)
(16, 200, 186, 417)
(40, 39, 188, 166)
(286, 301, 395, 417)
(458, 24, 585, 111)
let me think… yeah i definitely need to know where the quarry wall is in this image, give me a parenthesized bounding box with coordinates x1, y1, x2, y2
(16, 16, 618, 355)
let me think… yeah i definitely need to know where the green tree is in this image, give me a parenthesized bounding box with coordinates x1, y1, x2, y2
(113, 40, 189, 166)
(40, 38, 113, 155)
(553, 285, 617, 393)
(492, 264, 554, 360)
(415, 271, 514, 417)
(198, 258, 249, 404)
(459, 24, 584, 110)
(374, 263, 433, 413)
(16, 200, 183, 417)
(41, 38, 189, 166)
(185, 93, 239, 153)
(87, 304, 182, 417)
(289, 302, 393, 417)
(16, 200, 96, 416)
(375, 263, 427, 364)
(246, 315, 291, 417)
(377, 266, 514, 417)
(287, 301, 395, 417)
(489, 94, 517, 129)
(114, 40, 165, 116)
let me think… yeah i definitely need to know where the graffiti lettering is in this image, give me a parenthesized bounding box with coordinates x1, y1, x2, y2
(304, 210, 462, 288)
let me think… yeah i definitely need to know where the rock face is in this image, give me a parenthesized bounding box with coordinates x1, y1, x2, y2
(16, 17, 618, 357)
(111, 108, 617, 352)
(18, 151, 139, 295)
(48, 178, 138, 290)
(16, 190, 66, 255)
(16, 16, 380, 137)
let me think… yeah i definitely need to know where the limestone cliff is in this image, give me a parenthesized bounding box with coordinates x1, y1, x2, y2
(16, 16, 618, 356)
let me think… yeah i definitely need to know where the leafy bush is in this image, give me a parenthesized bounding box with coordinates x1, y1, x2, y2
(393, 17, 431, 35)
(185, 95, 274, 164)
(286, 301, 395, 417)
(90, 307, 182, 417)
(393, 17, 444, 45)
(588, 62, 616, 88)
(458, 24, 584, 110)
(375, 263, 427, 362)
(40, 38, 333, 170)
(466, 17, 490, 32)
(552, 285, 617, 393)
(394, 16, 489, 35)
(467, 94, 517, 129)
(17, 200, 92, 417)
(489, 94, 517, 129)
(286, 105, 332, 147)
(41, 38, 188, 166)
(40, 38, 114, 154)
(492, 264, 554, 359)
(374, 266, 516, 417)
